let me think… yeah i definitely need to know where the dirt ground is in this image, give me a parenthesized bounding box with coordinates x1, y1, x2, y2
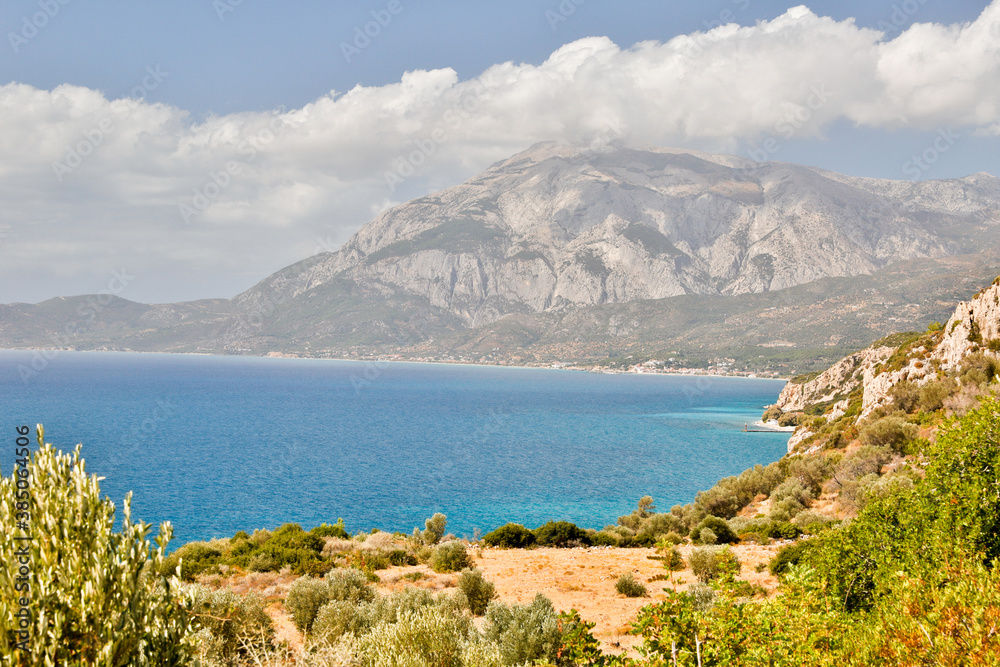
(213, 542, 783, 657)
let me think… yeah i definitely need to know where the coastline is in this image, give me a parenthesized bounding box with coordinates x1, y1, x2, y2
(0, 346, 793, 381)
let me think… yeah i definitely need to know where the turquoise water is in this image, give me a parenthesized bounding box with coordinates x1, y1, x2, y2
(1, 351, 789, 544)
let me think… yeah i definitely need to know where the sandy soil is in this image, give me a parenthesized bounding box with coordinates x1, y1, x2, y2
(212, 542, 784, 657)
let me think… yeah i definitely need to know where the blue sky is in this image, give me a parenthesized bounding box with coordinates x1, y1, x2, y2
(1, 1, 999, 303)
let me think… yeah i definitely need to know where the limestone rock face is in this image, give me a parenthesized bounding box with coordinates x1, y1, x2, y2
(232, 142, 1000, 329)
(775, 346, 895, 412)
(781, 278, 1000, 452)
(938, 280, 1000, 370)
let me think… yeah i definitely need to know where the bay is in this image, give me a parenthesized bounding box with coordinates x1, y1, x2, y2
(0, 351, 790, 544)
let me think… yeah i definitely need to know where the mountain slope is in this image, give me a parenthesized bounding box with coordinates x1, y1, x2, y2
(232, 142, 1000, 330)
(2, 143, 1000, 371)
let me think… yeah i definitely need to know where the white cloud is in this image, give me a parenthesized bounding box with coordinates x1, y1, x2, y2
(2, 2, 1000, 303)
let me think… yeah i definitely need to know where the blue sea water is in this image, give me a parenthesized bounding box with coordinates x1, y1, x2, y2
(0, 351, 790, 545)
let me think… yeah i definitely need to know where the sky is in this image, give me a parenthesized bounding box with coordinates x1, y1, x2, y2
(1, 0, 999, 304)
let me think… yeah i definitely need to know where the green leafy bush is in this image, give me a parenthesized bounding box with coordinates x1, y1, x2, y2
(354, 605, 471, 666)
(310, 520, 349, 539)
(859, 416, 918, 453)
(429, 540, 471, 573)
(189, 586, 274, 664)
(482, 522, 537, 549)
(159, 542, 222, 582)
(457, 568, 497, 616)
(769, 539, 815, 576)
(533, 521, 592, 548)
(481, 593, 563, 666)
(0, 426, 197, 664)
(688, 546, 741, 583)
(421, 512, 448, 545)
(690, 516, 739, 544)
(615, 573, 648, 597)
(285, 576, 332, 634)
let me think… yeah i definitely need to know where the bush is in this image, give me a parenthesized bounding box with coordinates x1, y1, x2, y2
(326, 567, 376, 604)
(227, 522, 326, 574)
(354, 606, 471, 666)
(385, 548, 417, 566)
(160, 542, 222, 582)
(591, 530, 620, 546)
(285, 576, 332, 634)
(311, 599, 371, 643)
(422, 512, 448, 545)
(310, 520, 349, 539)
(616, 573, 649, 597)
(769, 539, 815, 577)
(429, 540, 471, 573)
(663, 546, 685, 571)
(690, 516, 738, 545)
(189, 586, 274, 664)
(859, 416, 919, 454)
(533, 521, 592, 548)
(689, 546, 741, 583)
(481, 593, 563, 666)
(0, 427, 197, 663)
(482, 523, 537, 549)
(458, 568, 497, 616)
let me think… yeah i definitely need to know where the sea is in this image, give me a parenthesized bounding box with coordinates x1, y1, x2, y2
(0, 351, 790, 545)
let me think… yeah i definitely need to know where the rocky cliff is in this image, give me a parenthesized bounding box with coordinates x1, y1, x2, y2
(776, 277, 1000, 452)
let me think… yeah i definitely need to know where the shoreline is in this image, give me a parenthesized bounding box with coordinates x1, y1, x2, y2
(0, 346, 793, 381)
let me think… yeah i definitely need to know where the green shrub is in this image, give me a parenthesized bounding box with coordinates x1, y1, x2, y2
(326, 567, 376, 604)
(0, 427, 197, 663)
(160, 542, 222, 582)
(285, 576, 332, 634)
(533, 521, 592, 548)
(690, 516, 738, 545)
(664, 546, 685, 571)
(430, 540, 471, 573)
(616, 573, 649, 598)
(385, 548, 417, 566)
(354, 605, 471, 666)
(422, 512, 448, 545)
(769, 539, 815, 577)
(859, 416, 919, 454)
(189, 586, 274, 664)
(310, 520, 349, 539)
(311, 599, 371, 643)
(482, 523, 537, 549)
(765, 521, 803, 540)
(232, 530, 250, 541)
(458, 568, 497, 616)
(688, 546, 741, 583)
(481, 593, 563, 666)
(591, 530, 620, 546)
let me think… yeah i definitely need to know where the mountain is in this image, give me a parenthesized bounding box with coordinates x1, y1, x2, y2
(2, 142, 1000, 373)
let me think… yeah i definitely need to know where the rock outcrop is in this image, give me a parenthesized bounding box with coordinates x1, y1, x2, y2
(780, 278, 1000, 452)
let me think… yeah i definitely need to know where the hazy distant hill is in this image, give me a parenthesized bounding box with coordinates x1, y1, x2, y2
(3, 142, 1000, 374)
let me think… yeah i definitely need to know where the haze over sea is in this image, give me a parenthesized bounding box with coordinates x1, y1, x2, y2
(1, 351, 790, 544)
